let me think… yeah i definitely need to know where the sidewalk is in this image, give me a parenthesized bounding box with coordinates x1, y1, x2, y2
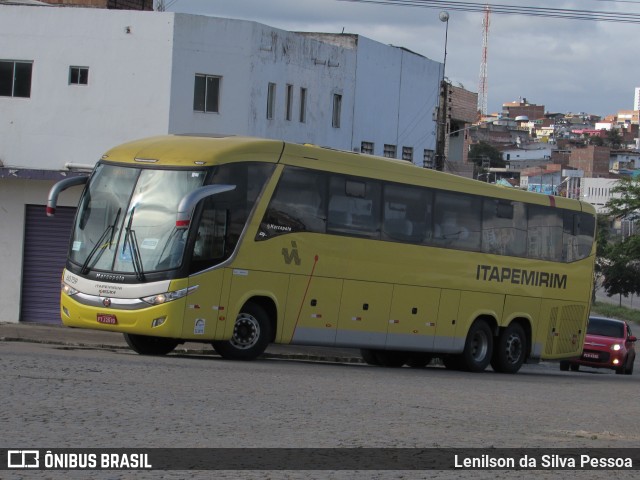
(0, 322, 364, 364)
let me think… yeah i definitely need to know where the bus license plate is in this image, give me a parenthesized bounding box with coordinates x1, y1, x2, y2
(97, 313, 118, 325)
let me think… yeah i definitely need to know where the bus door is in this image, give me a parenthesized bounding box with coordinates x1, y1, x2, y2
(181, 269, 225, 340)
(284, 276, 342, 346)
(386, 285, 440, 351)
(335, 280, 393, 348)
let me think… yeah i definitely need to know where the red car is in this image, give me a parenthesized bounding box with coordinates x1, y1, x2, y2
(560, 316, 637, 375)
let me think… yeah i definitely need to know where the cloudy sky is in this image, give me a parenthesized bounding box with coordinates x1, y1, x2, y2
(165, 0, 640, 117)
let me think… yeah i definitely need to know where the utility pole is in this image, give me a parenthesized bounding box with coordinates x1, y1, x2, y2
(435, 11, 449, 171)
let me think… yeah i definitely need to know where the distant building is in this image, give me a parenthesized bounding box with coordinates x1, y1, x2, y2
(502, 98, 545, 121)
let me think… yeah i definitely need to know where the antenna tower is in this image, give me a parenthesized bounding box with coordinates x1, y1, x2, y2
(478, 4, 490, 117)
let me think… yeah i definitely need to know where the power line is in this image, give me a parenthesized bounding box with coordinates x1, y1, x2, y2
(338, 0, 640, 24)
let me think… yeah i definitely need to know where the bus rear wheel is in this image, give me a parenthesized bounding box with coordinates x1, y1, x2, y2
(123, 333, 179, 355)
(460, 320, 493, 372)
(491, 323, 527, 374)
(212, 303, 271, 361)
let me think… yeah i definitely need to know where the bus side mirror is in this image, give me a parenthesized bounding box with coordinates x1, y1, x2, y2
(176, 184, 235, 228)
(47, 176, 88, 216)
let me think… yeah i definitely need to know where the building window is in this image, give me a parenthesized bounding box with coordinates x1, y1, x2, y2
(402, 147, 414, 162)
(423, 149, 435, 168)
(361, 141, 374, 155)
(285, 84, 294, 121)
(332, 93, 342, 128)
(0, 60, 33, 98)
(266, 82, 276, 119)
(193, 74, 221, 113)
(383, 144, 397, 158)
(299, 87, 307, 123)
(69, 66, 89, 85)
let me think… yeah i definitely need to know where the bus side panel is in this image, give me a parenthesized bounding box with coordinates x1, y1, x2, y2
(434, 290, 461, 353)
(503, 295, 540, 358)
(457, 290, 505, 340)
(335, 280, 393, 348)
(284, 275, 342, 346)
(386, 285, 440, 351)
(224, 269, 289, 341)
(539, 299, 588, 359)
(179, 269, 224, 340)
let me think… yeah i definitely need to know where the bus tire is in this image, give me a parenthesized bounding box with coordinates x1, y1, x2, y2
(374, 350, 408, 368)
(123, 333, 179, 355)
(490, 323, 526, 374)
(360, 348, 381, 366)
(460, 320, 493, 372)
(406, 353, 433, 368)
(559, 360, 570, 371)
(212, 302, 271, 361)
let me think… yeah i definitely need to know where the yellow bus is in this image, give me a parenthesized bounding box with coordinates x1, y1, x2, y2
(48, 134, 596, 373)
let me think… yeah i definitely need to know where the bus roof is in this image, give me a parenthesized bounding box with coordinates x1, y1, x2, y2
(100, 134, 285, 167)
(100, 134, 594, 213)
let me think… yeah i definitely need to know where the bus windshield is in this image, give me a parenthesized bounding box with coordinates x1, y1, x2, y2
(69, 164, 207, 274)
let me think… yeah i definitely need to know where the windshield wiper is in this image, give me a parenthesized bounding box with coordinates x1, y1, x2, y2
(80, 208, 121, 275)
(123, 206, 145, 281)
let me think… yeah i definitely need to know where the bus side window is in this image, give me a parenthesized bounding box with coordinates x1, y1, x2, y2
(482, 199, 527, 257)
(528, 205, 563, 262)
(563, 211, 596, 262)
(433, 191, 481, 251)
(258, 166, 326, 240)
(382, 183, 432, 243)
(327, 176, 380, 238)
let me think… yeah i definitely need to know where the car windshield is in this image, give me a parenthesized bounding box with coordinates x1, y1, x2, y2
(587, 318, 625, 338)
(69, 164, 207, 273)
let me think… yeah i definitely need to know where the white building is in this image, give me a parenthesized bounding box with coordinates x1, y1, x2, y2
(581, 177, 619, 214)
(0, 5, 442, 323)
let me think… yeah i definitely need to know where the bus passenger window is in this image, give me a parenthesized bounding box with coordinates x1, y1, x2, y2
(482, 199, 527, 257)
(433, 191, 481, 251)
(563, 211, 595, 262)
(327, 176, 380, 238)
(382, 183, 432, 243)
(528, 205, 562, 262)
(258, 166, 327, 240)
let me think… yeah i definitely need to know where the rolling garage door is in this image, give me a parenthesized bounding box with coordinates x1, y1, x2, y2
(20, 204, 76, 323)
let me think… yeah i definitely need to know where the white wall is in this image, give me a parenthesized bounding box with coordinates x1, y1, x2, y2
(0, 7, 175, 171)
(581, 177, 619, 213)
(352, 37, 440, 164)
(0, 178, 81, 321)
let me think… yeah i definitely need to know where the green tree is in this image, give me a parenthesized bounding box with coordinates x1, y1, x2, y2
(468, 141, 505, 168)
(606, 176, 640, 220)
(600, 178, 640, 303)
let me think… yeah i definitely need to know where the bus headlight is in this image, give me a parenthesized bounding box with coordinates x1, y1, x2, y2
(61, 282, 79, 297)
(141, 285, 198, 306)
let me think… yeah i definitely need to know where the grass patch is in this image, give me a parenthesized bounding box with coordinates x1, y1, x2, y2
(590, 301, 640, 324)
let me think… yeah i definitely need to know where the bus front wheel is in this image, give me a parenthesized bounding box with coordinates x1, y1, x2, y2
(123, 333, 179, 355)
(491, 323, 527, 374)
(460, 321, 493, 372)
(212, 303, 271, 361)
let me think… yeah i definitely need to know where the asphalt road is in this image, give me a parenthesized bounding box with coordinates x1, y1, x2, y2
(2, 339, 640, 480)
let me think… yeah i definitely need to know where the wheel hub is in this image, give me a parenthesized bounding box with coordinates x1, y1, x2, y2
(231, 313, 260, 349)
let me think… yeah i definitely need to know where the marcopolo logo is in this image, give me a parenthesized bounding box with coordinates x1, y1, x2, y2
(8, 450, 39, 468)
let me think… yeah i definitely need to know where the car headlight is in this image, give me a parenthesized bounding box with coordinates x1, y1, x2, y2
(141, 285, 198, 305)
(611, 344, 622, 351)
(61, 282, 79, 297)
